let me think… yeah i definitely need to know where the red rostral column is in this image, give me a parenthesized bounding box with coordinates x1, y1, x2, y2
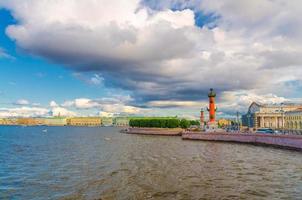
(207, 88, 217, 122)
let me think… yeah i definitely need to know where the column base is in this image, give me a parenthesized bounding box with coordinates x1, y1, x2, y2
(206, 121, 218, 130)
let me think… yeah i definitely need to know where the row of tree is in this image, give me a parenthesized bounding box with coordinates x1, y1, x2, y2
(129, 118, 200, 129)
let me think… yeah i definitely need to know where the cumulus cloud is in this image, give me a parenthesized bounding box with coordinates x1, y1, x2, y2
(49, 100, 76, 116)
(0, 106, 49, 118)
(14, 99, 30, 105)
(218, 90, 289, 115)
(50, 106, 76, 117)
(61, 95, 143, 115)
(49, 100, 58, 107)
(98, 111, 114, 118)
(0, 0, 302, 108)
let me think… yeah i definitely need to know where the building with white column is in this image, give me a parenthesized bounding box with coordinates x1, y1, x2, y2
(242, 102, 302, 130)
(284, 109, 302, 134)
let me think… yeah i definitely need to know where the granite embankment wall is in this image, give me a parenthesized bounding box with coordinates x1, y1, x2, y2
(182, 132, 302, 151)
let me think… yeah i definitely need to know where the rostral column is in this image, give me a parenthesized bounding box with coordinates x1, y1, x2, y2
(207, 88, 217, 126)
(200, 108, 204, 129)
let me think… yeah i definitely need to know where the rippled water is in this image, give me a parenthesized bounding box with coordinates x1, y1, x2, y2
(0, 126, 302, 200)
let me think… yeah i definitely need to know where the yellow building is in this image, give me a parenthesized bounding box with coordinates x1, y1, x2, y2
(284, 109, 302, 134)
(67, 117, 102, 126)
(217, 118, 232, 127)
(17, 118, 45, 126)
(0, 118, 18, 125)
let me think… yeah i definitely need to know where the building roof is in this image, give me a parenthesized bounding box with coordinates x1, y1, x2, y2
(252, 102, 302, 108)
(248, 101, 302, 114)
(285, 108, 302, 114)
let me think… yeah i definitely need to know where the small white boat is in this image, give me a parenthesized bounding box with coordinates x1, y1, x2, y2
(42, 129, 48, 133)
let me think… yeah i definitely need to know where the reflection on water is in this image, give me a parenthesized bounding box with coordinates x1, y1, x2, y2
(0, 126, 302, 199)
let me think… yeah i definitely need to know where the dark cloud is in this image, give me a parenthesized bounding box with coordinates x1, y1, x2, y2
(1, 0, 302, 108)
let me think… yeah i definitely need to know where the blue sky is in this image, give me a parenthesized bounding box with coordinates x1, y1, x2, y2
(0, 9, 111, 104)
(0, 8, 131, 117)
(0, 0, 301, 118)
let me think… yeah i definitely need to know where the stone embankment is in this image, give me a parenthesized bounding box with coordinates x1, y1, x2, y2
(182, 132, 302, 151)
(124, 128, 183, 136)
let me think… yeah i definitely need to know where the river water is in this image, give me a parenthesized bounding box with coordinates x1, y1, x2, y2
(0, 126, 301, 200)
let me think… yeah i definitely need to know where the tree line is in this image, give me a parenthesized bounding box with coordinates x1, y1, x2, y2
(129, 118, 200, 129)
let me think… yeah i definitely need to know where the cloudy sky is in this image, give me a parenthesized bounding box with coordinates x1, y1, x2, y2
(0, 0, 301, 118)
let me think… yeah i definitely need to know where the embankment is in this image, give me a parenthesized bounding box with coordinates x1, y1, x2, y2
(182, 132, 302, 151)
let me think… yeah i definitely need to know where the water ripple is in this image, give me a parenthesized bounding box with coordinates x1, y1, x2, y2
(0, 126, 301, 200)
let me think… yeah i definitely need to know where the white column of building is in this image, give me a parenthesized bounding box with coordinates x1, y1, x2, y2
(261, 116, 264, 128)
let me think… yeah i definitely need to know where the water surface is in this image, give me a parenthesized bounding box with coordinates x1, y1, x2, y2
(0, 126, 301, 199)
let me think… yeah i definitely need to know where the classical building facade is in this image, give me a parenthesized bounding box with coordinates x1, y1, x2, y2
(16, 118, 45, 126)
(101, 117, 113, 126)
(0, 118, 18, 125)
(242, 102, 302, 130)
(67, 117, 102, 126)
(44, 117, 67, 126)
(113, 117, 129, 126)
(284, 109, 302, 134)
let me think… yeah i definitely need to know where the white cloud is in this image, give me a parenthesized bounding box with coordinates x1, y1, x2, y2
(49, 100, 58, 107)
(74, 98, 99, 109)
(51, 107, 76, 117)
(0, 0, 302, 106)
(73, 73, 104, 86)
(89, 74, 104, 85)
(0, 106, 49, 118)
(218, 90, 289, 114)
(49, 100, 76, 116)
(32, 102, 41, 106)
(15, 99, 29, 105)
(61, 96, 143, 116)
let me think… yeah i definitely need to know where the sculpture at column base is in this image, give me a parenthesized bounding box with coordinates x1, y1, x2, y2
(206, 121, 219, 132)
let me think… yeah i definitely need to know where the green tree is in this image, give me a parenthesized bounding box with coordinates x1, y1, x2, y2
(180, 119, 190, 129)
(189, 120, 200, 126)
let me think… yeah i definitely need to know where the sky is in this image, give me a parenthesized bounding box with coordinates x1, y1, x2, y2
(0, 0, 302, 119)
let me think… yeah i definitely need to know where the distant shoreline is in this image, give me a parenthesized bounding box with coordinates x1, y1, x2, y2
(0, 125, 129, 128)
